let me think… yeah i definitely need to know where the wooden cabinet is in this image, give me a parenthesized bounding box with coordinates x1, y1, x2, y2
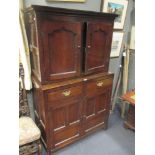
(25, 5, 117, 155)
(25, 5, 117, 84)
(32, 73, 113, 153)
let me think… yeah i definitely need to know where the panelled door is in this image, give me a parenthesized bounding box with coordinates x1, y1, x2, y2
(83, 89, 112, 134)
(40, 20, 82, 82)
(83, 77, 113, 134)
(50, 99, 82, 149)
(45, 83, 83, 150)
(85, 22, 113, 74)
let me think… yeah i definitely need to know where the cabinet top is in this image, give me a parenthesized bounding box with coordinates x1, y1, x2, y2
(25, 5, 118, 19)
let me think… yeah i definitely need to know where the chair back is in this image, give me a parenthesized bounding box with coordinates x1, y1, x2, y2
(19, 63, 30, 117)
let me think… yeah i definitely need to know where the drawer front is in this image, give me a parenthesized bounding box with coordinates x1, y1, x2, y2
(86, 77, 113, 97)
(46, 83, 83, 103)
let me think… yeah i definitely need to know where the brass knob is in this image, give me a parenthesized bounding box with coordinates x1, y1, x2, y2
(96, 81, 103, 87)
(77, 45, 81, 48)
(62, 90, 71, 96)
(87, 45, 91, 48)
(83, 78, 88, 82)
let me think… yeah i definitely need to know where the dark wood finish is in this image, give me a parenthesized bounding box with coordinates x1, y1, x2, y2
(124, 105, 135, 130)
(84, 84, 112, 133)
(32, 73, 113, 153)
(24, 5, 117, 84)
(85, 22, 113, 74)
(24, 5, 117, 155)
(40, 20, 82, 81)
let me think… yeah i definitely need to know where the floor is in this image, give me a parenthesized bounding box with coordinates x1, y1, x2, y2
(28, 93, 135, 155)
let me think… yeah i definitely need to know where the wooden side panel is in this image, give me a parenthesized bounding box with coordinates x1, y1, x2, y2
(33, 86, 45, 125)
(25, 11, 41, 81)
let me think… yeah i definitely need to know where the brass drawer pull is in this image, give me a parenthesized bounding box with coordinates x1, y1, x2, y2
(96, 81, 103, 87)
(62, 90, 71, 96)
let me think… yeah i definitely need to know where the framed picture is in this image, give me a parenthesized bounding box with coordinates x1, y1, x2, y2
(46, 0, 86, 2)
(110, 32, 124, 57)
(101, 0, 128, 29)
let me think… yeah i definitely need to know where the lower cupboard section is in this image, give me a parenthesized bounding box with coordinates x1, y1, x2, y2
(33, 73, 114, 153)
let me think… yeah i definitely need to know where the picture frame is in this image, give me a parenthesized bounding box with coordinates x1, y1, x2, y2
(110, 32, 124, 57)
(101, 0, 128, 29)
(46, 0, 86, 2)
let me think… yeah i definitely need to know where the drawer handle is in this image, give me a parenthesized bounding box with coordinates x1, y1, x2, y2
(96, 82, 103, 87)
(87, 45, 91, 48)
(62, 90, 71, 96)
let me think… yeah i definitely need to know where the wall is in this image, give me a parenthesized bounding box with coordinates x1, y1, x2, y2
(109, 0, 135, 94)
(24, 0, 135, 94)
(24, 0, 101, 11)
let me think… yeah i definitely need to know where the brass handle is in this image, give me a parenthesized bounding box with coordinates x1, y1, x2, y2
(77, 45, 81, 48)
(96, 81, 103, 87)
(62, 90, 71, 96)
(87, 45, 91, 48)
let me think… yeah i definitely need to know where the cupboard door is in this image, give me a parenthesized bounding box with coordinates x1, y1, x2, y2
(45, 82, 83, 149)
(49, 98, 82, 149)
(83, 87, 112, 134)
(40, 21, 82, 82)
(85, 22, 113, 74)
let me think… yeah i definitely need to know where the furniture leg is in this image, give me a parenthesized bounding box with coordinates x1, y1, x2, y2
(47, 150, 51, 155)
(103, 119, 108, 130)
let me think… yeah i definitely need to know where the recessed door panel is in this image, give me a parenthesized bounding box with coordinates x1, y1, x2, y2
(83, 89, 112, 133)
(53, 107, 66, 130)
(49, 98, 82, 148)
(40, 21, 82, 81)
(85, 22, 113, 74)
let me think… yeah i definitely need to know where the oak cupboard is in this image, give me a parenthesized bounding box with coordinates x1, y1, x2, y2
(24, 5, 117, 154)
(32, 73, 113, 153)
(25, 5, 117, 84)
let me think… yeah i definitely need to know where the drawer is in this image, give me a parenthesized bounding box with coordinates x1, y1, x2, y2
(47, 83, 83, 102)
(86, 77, 113, 97)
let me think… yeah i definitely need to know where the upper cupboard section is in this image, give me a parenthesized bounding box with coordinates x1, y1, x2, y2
(25, 5, 117, 84)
